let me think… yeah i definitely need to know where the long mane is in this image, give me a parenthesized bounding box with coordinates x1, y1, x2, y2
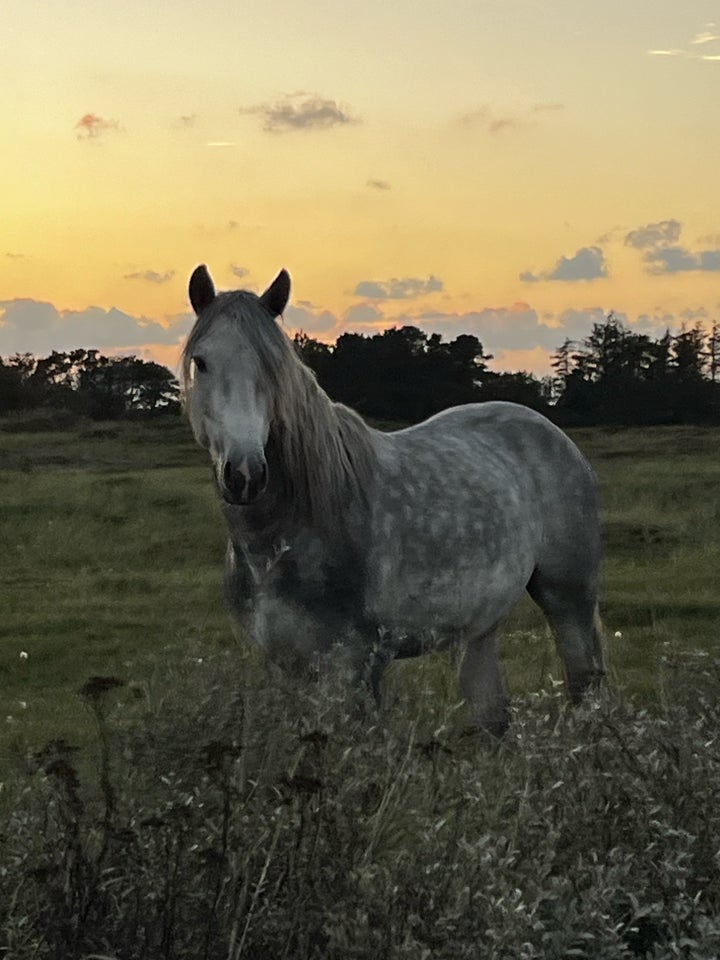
(181, 290, 376, 530)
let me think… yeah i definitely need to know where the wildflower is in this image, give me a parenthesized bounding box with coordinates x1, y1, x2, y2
(614, 631, 623, 639)
(18, 701, 27, 710)
(19, 651, 28, 660)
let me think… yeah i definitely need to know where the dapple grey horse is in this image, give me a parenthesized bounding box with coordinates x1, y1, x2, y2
(182, 265, 605, 735)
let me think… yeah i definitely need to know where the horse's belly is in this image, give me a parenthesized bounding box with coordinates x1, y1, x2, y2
(367, 551, 533, 638)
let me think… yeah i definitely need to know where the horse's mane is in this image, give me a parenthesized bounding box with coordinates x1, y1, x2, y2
(181, 290, 376, 530)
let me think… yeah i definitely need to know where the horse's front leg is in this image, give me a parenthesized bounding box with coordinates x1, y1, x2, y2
(223, 541, 258, 640)
(458, 622, 510, 738)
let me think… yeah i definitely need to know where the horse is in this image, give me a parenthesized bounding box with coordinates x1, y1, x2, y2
(181, 264, 605, 736)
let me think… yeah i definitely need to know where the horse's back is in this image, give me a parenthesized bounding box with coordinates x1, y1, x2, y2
(374, 400, 601, 590)
(385, 401, 594, 497)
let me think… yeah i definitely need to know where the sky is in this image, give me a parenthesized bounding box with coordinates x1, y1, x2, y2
(2, 0, 720, 375)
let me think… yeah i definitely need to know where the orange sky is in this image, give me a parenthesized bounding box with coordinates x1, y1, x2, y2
(2, 0, 720, 375)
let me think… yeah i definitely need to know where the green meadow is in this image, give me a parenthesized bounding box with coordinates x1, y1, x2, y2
(1, 418, 718, 752)
(2, 417, 720, 958)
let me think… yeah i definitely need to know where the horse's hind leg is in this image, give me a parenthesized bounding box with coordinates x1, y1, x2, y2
(458, 622, 510, 737)
(527, 572, 605, 703)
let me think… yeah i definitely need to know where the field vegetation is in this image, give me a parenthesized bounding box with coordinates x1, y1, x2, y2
(1, 418, 719, 957)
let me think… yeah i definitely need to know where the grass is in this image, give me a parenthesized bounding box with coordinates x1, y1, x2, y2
(1, 420, 719, 754)
(1, 417, 719, 957)
(2, 650, 720, 958)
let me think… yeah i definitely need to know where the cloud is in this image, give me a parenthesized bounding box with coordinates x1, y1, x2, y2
(520, 246, 608, 283)
(176, 114, 196, 128)
(5, 252, 25, 259)
(281, 298, 705, 372)
(691, 24, 720, 44)
(230, 264, 250, 280)
(353, 276, 444, 300)
(648, 22, 720, 61)
(624, 219, 681, 249)
(285, 302, 337, 334)
(241, 93, 358, 133)
(123, 270, 175, 284)
(0, 299, 192, 356)
(644, 247, 720, 274)
(399, 305, 690, 357)
(343, 303, 383, 326)
(207, 141, 236, 147)
(367, 178, 391, 191)
(75, 113, 120, 141)
(624, 218, 720, 273)
(461, 106, 520, 134)
(462, 102, 563, 134)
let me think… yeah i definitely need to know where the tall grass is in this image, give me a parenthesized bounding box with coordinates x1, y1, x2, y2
(2, 645, 720, 959)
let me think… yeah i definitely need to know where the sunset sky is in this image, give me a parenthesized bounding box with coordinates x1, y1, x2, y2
(2, 0, 720, 374)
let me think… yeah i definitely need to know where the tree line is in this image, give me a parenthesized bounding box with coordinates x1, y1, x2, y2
(1, 316, 719, 425)
(0, 349, 180, 420)
(294, 317, 720, 425)
(551, 316, 720, 425)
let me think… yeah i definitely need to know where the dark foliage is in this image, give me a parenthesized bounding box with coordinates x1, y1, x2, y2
(3, 316, 720, 428)
(295, 319, 720, 426)
(293, 326, 553, 422)
(2, 650, 720, 958)
(551, 316, 720, 426)
(0, 349, 180, 421)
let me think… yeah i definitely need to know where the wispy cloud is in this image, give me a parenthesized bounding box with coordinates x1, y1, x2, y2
(624, 218, 720, 274)
(461, 105, 521, 133)
(462, 102, 563, 134)
(75, 113, 120, 142)
(648, 22, 720, 61)
(353, 276, 443, 300)
(207, 141, 236, 147)
(691, 25, 720, 45)
(123, 270, 175, 284)
(5, 251, 25, 259)
(520, 246, 608, 283)
(230, 264, 249, 280)
(367, 178, 391, 191)
(241, 93, 358, 133)
(173, 114, 197, 129)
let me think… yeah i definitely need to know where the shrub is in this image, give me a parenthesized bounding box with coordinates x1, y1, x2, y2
(2, 648, 720, 959)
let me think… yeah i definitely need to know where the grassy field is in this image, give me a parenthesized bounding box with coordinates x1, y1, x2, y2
(1, 417, 720, 958)
(1, 417, 718, 753)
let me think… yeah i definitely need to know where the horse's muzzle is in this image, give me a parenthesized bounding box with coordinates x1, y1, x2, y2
(219, 455, 268, 505)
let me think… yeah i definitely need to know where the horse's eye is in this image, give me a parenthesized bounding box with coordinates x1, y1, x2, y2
(192, 356, 208, 373)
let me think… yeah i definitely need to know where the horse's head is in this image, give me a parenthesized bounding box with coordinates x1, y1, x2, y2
(183, 264, 291, 506)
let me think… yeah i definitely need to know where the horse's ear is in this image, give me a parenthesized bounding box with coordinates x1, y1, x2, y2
(189, 264, 216, 315)
(260, 269, 291, 317)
